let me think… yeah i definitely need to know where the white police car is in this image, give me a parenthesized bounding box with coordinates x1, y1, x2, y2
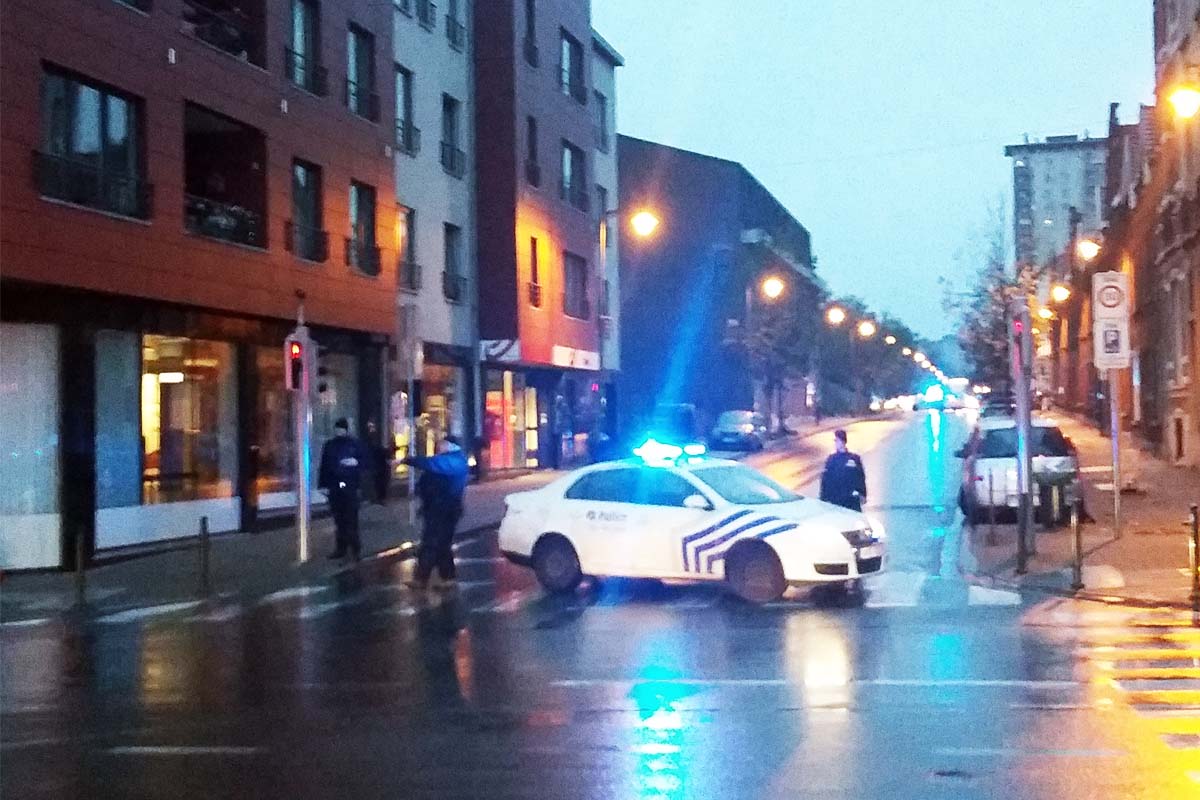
(499, 440, 886, 603)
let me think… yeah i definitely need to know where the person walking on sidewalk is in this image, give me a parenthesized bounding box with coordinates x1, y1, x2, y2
(318, 418, 367, 560)
(404, 435, 470, 589)
(820, 428, 868, 512)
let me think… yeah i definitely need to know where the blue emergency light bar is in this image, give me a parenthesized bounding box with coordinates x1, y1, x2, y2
(633, 438, 707, 466)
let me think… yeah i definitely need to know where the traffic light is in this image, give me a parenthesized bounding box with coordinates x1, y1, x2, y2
(285, 337, 305, 391)
(317, 346, 330, 394)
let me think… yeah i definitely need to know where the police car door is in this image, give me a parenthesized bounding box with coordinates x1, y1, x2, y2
(559, 467, 639, 576)
(625, 468, 715, 578)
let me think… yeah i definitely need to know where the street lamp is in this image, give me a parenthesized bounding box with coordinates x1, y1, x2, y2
(1051, 284, 1071, 304)
(902, 346, 912, 356)
(1170, 84, 1200, 120)
(1076, 238, 1101, 262)
(825, 306, 847, 326)
(857, 320, 877, 339)
(912, 351, 925, 363)
(760, 275, 785, 300)
(884, 334, 897, 345)
(629, 210, 661, 238)
(1037, 307, 1054, 321)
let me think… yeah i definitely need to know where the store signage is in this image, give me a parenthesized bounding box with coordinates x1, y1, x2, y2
(551, 345, 600, 371)
(481, 339, 521, 363)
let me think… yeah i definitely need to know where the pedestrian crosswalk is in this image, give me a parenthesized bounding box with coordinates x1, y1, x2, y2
(1040, 601, 1200, 766)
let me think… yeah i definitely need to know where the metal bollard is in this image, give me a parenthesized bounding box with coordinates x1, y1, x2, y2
(1070, 497, 1084, 591)
(74, 528, 87, 606)
(987, 472, 997, 546)
(198, 515, 211, 597)
(1189, 504, 1199, 608)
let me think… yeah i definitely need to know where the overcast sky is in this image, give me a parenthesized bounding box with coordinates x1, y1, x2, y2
(593, 1, 1154, 339)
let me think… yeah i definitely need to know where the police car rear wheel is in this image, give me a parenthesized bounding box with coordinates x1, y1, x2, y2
(532, 535, 582, 594)
(725, 541, 786, 604)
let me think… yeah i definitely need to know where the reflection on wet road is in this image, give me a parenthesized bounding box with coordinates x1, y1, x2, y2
(4, 412, 1198, 798)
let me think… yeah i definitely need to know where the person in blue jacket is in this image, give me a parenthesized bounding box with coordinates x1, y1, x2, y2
(318, 418, 367, 560)
(404, 435, 470, 589)
(819, 429, 868, 511)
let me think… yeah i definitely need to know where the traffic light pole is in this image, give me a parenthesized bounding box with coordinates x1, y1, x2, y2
(287, 296, 315, 563)
(1010, 299, 1034, 574)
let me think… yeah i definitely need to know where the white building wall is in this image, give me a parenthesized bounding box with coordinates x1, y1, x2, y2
(392, 1, 475, 351)
(591, 35, 621, 371)
(1020, 144, 1107, 266)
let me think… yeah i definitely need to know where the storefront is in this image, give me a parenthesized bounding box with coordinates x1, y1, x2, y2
(0, 285, 385, 570)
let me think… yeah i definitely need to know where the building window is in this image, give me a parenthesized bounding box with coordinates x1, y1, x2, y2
(399, 207, 420, 291)
(395, 66, 419, 155)
(287, 0, 327, 96)
(37, 69, 149, 218)
(525, 115, 541, 186)
(528, 236, 542, 306)
(347, 181, 379, 275)
(594, 90, 609, 151)
(445, 0, 465, 50)
(596, 184, 610, 244)
(559, 29, 585, 103)
(443, 222, 465, 301)
(396, 0, 413, 17)
(563, 250, 589, 319)
(288, 159, 327, 262)
(346, 24, 379, 121)
(181, 0, 266, 66)
(183, 103, 266, 247)
(140, 335, 238, 505)
(416, 0, 436, 30)
(523, 0, 538, 66)
(440, 94, 465, 178)
(560, 140, 587, 211)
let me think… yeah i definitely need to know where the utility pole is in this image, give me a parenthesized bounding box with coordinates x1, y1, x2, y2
(286, 291, 314, 562)
(1010, 297, 1034, 572)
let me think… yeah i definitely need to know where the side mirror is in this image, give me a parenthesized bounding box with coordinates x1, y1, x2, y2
(683, 494, 712, 510)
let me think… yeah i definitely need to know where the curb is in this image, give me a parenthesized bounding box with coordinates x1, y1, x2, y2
(962, 565, 1198, 611)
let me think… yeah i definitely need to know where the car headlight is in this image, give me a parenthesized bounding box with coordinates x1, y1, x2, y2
(841, 529, 876, 548)
(865, 516, 886, 542)
(740, 424, 755, 433)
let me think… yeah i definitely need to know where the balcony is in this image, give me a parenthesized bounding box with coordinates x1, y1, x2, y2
(186, 194, 263, 247)
(399, 260, 421, 292)
(445, 14, 466, 50)
(345, 80, 380, 122)
(442, 270, 466, 302)
(524, 160, 541, 187)
(284, 48, 328, 96)
(527, 281, 543, 307)
(417, 0, 436, 30)
(440, 141, 465, 179)
(561, 180, 589, 212)
(395, 119, 421, 156)
(284, 219, 329, 262)
(523, 36, 539, 67)
(562, 292, 590, 320)
(345, 236, 381, 276)
(180, 0, 265, 67)
(34, 151, 152, 219)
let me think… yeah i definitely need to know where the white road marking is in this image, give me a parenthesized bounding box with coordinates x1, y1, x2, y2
(967, 585, 1022, 606)
(551, 677, 1079, 689)
(860, 678, 1079, 689)
(1078, 465, 1112, 474)
(0, 737, 71, 750)
(106, 746, 262, 756)
(192, 605, 242, 623)
(453, 557, 506, 566)
(933, 746, 1124, 758)
(259, 586, 326, 604)
(1080, 565, 1125, 589)
(96, 601, 203, 624)
(1, 617, 54, 628)
(863, 571, 927, 607)
(475, 589, 538, 614)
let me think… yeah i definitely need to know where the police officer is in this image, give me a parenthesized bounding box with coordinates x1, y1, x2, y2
(404, 435, 470, 589)
(318, 418, 366, 560)
(819, 429, 867, 511)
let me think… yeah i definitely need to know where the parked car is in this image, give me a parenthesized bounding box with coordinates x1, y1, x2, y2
(709, 410, 767, 451)
(955, 416, 1079, 523)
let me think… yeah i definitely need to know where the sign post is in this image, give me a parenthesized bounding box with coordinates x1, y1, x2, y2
(1010, 299, 1034, 572)
(285, 321, 315, 562)
(1093, 271, 1130, 539)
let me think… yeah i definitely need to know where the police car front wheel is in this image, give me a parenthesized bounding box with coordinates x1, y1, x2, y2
(532, 534, 583, 594)
(725, 541, 786, 604)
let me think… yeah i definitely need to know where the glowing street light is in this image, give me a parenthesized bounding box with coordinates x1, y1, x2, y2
(1170, 84, 1200, 120)
(761, 276, 785, 300)
(884, 334, 897, 345)
(1037, 307, 1054, 320)
(1076, 238, 1101, 262)
(912, 351, 925, 363)
(902, 347, 912, 356)
(1051, 284, 1071, 304)
(825, 306, 847, 326)
(630, 210, 661, 238)
(857, 320, 877, 339)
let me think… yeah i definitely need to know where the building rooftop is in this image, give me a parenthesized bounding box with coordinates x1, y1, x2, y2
(1004, 136, 1107, 156)
(591, 30, 625, 66)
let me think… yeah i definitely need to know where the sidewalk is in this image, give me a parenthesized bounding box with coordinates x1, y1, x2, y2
(966, 411, 1200, 608)
(0, 471, 561, 623)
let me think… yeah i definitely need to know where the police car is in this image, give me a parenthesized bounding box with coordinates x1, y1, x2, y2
(499, 440, 886, 603)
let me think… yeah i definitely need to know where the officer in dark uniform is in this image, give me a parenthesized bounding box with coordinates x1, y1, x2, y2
(403, 435, 470, 589)
(819, 429, 867, 511)
(318, 418, 367, 560)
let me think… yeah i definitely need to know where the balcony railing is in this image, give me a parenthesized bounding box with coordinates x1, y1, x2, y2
(445, 14, 466, 50)
(180, 0, 264, 66)
(523, 35, 539, 67)
(528, 281, 543, 307)
(346, 236, 381, 275)
(395, 0, 413, 17)
(34, 151, 152, 219)
(525, 160, 541, 187)
(284, 48, 328, 96)
(399, 260, 421, 292)
(440, 141, 465, 178)
(284, 219, 329, 262)
(443, 270, 466, 302)
(185, 194, 263, 247)
(561, 180, 589, 212)
(395, 119, 421, 156)
(417, 0, 437, 29)
(562, 292, 590, 320)
(345, 80, 380, 122)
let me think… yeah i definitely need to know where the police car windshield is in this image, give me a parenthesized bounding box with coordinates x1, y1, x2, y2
(691, 465, 799, 505)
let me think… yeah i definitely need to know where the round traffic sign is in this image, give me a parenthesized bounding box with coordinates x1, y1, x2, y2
(1098, 285, 1124, 309)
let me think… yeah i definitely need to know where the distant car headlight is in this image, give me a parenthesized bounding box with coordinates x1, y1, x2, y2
(740, 423, 755, 433)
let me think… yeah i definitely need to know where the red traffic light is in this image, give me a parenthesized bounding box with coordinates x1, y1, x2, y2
(290, 342, 302, 358)
(285, 338, 305, 390)
(1012, 319, 1024, 334)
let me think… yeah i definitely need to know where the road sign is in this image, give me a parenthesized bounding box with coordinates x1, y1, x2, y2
(1092, 271, 1130, 370)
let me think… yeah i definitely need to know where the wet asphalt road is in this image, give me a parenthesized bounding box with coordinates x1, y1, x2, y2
(4, 412, 1199, 799)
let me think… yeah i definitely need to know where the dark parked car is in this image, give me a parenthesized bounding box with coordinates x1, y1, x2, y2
(709, 410, 767, 451)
